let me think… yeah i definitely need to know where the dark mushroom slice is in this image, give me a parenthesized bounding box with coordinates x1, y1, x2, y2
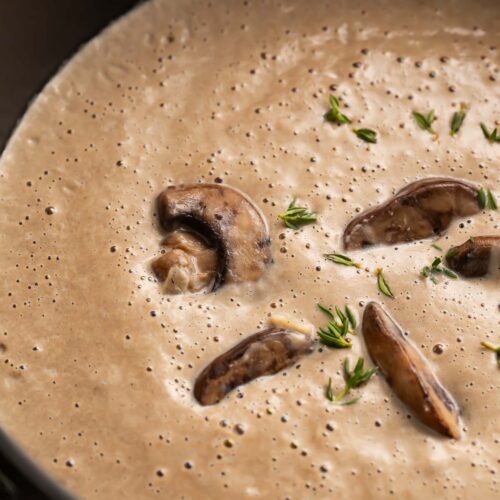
(343, 177, 481, 250)
(157, 183, 272, 290)
(362, 302, 460, 439)
(445, 236, 500, 278)
(194, 327, 314, 406)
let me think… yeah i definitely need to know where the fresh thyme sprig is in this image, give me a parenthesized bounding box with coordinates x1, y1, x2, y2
(325, 357, 378, 405)
(450, 108, 466, 136)
(325, 95, 351, 125)
(278, 198, 317, 229)
(481, 342, 500, 367)
(317, 303, 355, 349)
(480, 123, 500, 143)
(376, 268, 394, 298)
(353, 128, 377, 143)
(324, 252, 361, 268)
(421, 257, 458, 284)
(478, 187, 498, 210)
(412, 110, 436, 134)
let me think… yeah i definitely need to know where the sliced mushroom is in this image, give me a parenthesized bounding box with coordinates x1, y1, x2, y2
(151, 231, 218, 293)
(445, 236, 500, 278)
(362, 302, 460, 439)
(194, 327, 314, 406)
(157, 183, 272, 290)
(343, 177, 480, 249)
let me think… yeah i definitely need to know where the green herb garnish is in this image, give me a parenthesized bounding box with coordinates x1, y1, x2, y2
(431, 243, 443, 251)
(278, 198, 317, 229)
(421, 256, 458, 284)
(478, 187, 498, 210)
(317, 303, 353, 349)
(480, 123, 500, 143)
(445, 246, 459, 261)
(325, 95, 351, 125)
(412, 110, 436, 134)
(353, 128, 377, 143)
(345, 305, 358, 329)
(478, 187, 488, 209)
(327, 357, 378, 405)
(325, 377, 334, 401)
(450, 108, 466, 136)
(488, 190, 498, 210)
(480, 342, 500, 367)
(376, 268, 394, 298)
(324, 252, 361, 268)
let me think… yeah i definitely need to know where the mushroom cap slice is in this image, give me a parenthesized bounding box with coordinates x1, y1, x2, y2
(194, 327, 314, 406)
(157, 183, 272, 290)
(362, 302, 461, 439)
(343, 177, 480, 250)
(446, 236, 500, 278)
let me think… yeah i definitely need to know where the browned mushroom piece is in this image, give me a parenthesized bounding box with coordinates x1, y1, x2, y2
(343, 177, 481, 250)
(362, 302, 461, 439)
(194, 327, 314, 406)
(155, 183, 272, 292)
(151, 231, 218, 293)
(445, 236, 500, 278)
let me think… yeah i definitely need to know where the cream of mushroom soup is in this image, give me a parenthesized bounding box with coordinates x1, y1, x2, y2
(0, 0, 498, 498)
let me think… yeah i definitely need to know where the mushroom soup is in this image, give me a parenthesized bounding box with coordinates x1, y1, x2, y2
(0, 0, 498, 498)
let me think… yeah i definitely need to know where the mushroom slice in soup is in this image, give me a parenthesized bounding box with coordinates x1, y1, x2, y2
(445, 236, 500, 278)
(362, 302, 461, 439)
(156, 183, 272, 291)
(194, 327, 314, 406)
(151, 231, 218, 294)
(343, 177, 481, 250)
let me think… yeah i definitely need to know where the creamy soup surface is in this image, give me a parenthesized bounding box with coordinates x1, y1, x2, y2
(0, 0, 499, 498)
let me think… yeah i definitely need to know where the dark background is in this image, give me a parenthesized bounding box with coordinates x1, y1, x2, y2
(0, 2, 139, 497)
(0, 0, 139, 153)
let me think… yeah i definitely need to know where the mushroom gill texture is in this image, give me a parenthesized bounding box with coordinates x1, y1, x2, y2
(362, 302, 461, 439)
(343, 177, 481, 250)
(157, 183, 272, 291)
(445, 236, 500, 278)
(194, 327, 314, 406)
(151, 231, 218, 293)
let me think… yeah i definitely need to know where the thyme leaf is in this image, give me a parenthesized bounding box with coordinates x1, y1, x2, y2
(278, 198, 317, 229)
(450, 108, 466, 136)
(345, 305, 358, 329)
(353, 128, 377, 143)
(487, 189, 498, 210)
(376, 268, 394, 298)
(478, 187, 498, 210)
(413, 110, 436, 134)
(324, 252, 361, 268)
(325, 95, 351, 125)
(480, 123, 500, 143)
(325, 377, 334, 401)
(478, 187, 488, 209)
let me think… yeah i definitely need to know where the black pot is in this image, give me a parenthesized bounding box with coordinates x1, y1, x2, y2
(0, 2, 139, 497)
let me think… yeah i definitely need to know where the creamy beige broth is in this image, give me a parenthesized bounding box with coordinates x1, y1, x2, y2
(0, 0, 499, 498)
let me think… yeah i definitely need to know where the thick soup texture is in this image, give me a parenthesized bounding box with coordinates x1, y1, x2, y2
(0, 0, 498, 498)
